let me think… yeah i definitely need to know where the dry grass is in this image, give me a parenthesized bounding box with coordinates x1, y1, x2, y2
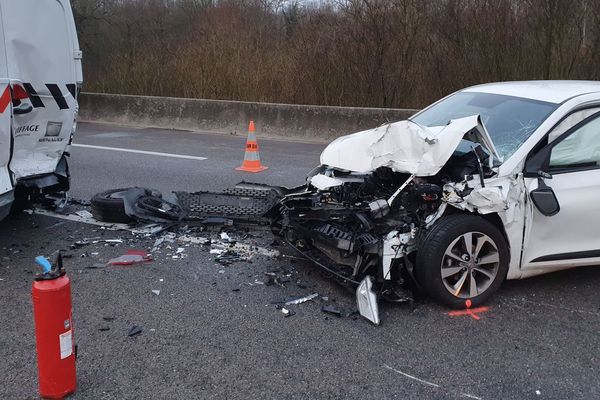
(74, 0, 600, 108)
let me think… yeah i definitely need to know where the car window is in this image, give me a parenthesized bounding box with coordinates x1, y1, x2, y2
(549, 115, 600, 170)
(411, 92, 558, 161)
(548, 107, 600, 143)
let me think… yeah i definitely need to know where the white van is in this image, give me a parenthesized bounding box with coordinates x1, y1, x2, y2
(0, 0, 82, 220)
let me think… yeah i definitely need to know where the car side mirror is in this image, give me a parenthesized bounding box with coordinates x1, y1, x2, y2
(524, 142, 552, 178)
(530, 177, 560, 216)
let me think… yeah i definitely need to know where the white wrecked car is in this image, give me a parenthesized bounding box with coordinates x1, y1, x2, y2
(0, 0, 82, 220)
(270, 81, 600, 322)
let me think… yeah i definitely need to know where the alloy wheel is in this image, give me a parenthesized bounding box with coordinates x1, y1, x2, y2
(440, 231, 500, 299)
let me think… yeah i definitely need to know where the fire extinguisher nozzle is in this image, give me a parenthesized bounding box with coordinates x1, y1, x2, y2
(35, 256, 52, 273)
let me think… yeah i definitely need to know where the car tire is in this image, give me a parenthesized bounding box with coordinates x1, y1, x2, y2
(415, 214, 509, 309)
(90, 189, 135, 223)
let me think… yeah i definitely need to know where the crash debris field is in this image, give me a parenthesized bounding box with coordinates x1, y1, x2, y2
(1, 122, 599, 399)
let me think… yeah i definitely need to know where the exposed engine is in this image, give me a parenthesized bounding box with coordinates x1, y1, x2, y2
(271, 167, 440, 288)
(269, 142, 494, 307)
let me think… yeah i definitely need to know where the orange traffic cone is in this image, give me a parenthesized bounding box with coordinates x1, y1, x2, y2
(236, 120, 268, 173)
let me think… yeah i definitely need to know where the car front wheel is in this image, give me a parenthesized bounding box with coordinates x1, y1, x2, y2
(416, 214, 509, 309)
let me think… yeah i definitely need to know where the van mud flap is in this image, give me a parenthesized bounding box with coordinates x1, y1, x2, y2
(175, 185, 282, 224)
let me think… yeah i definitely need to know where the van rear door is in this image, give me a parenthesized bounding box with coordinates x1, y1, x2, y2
(0, 0, 81, 180)
(0, 23, 13, 217)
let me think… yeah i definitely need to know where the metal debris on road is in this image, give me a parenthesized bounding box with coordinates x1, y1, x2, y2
(284, 293, 319, 306)
(127, 326, 143, 337)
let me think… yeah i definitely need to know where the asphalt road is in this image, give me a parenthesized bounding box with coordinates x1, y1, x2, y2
(69, 122, 325, 200)
(1, 123, 599, 399)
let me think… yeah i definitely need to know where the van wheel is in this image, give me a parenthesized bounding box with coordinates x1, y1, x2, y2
(415, 214, 509, 309)
(91, 189, 135, 223)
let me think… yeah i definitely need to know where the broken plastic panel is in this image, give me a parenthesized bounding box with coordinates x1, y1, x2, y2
(356, 276, 380, 325)
(108, 250, 152, 266)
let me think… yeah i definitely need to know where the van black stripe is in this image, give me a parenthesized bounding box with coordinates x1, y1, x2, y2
(45, 83, 68, 109)
(23, 83, 44, 108)
(66, 83, 76, 99)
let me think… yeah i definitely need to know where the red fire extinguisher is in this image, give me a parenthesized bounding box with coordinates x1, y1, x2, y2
(32, 253, 77, 399)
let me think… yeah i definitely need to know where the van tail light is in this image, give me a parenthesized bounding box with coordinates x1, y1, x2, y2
(11, 84, 29, 106)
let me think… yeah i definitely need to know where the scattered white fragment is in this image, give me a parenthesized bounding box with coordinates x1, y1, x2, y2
(176, 247, 185, 254)
(230, 243, 279, 258)
(535, 390, 541, 396)
(159, 278, 164, 282)
(23, 209, 34, 215)
(163, 232, 176, 242)
(285, 293, 319, 306)
(75, 210, 94, 219)
(104, 239, 123, 244)
(131, 224, 164, 235)
(210, 249, 224, 255)
(152, 290, 160, 296)
(152, 237, 164, 251)
(218, 269, 225, 274)
(220, 232, 231, 241)
(281, 307, 290, 316)
(91, 252, 99, 256)
(177, 235, 210, 245)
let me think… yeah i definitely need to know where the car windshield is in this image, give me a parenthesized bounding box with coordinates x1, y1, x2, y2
(411, 91, 558, 160)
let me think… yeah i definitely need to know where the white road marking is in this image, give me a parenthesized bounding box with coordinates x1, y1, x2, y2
(383, 364, 483, 400)
(72, 143, 208, 160)
(383, 364, 440, 388)
(461, 393, 483, 400)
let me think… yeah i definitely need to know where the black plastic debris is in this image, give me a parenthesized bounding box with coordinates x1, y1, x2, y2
(175, 186, 280, 224)
(199, 217, 234, 226)
(264, 272, 276, 286)
(98, 326, 110, 332)
(215, 250, 243, 265)
(127, 325, 143, 337)
(70, 198, 91, 206)
(321, 305, 342, 317)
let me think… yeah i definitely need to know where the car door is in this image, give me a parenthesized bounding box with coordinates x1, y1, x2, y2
(521, 108, 600, 270)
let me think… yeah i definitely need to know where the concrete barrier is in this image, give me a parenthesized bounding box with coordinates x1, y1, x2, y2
(78, 92, 418, 141)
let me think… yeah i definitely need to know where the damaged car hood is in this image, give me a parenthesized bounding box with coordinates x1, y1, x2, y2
(320, 115, 500, 176)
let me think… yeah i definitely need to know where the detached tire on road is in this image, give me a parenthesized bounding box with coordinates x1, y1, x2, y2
(415, 214, 509, 309)
(91, 189, 135, 223)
